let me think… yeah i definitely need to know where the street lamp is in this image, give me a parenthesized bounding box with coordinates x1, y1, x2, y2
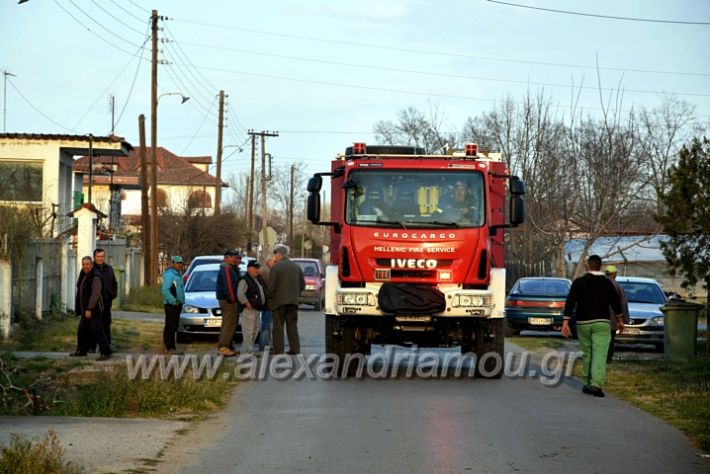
(150, 91, 189, 283)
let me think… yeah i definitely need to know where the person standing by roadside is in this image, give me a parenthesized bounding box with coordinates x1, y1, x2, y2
(71, 256, 112, 360)
(605, 265, 630, 363)
(267, 244, 305, 355)
(258, 254, 276, 352)
(562, 255, 623, 397)
(237, 260, 267, 355)
(161, 255, 185, 353)
(216, 250, 241, 357)
(88, 248, 117, 351)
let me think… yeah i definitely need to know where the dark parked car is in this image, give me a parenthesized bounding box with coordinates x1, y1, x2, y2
(505, 277, 572, 336)
(614, 276, 667, 351)
(291, 258, 325, 310)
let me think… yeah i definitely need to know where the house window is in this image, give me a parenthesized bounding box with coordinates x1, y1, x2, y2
(188, 190, 211, 208)
(0, 161, 43, 202)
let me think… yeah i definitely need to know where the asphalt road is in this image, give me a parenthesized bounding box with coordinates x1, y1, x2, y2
(153, 308, 709, 474)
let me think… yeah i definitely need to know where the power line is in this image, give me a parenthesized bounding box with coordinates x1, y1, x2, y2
(177, 41, 710, 98)
(6, 77, 75, 133)
(180, 97, 218, 155)
(114, 32, 151, 130)
(109, 0, 146, 24)
(72, 31, 149, 130)
(487, 1, 710, 26)
(52, 0, 145, 57)
(127, 0, 150, 14)
(170, 18, 710, 78)
(66, 0, 144, 48)
(163, 23, 221, 94)
(90, 0, 146, 36)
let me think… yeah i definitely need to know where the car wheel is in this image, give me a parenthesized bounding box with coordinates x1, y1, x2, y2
(654, 342, 664, 352)
(504, 321, 514, 337)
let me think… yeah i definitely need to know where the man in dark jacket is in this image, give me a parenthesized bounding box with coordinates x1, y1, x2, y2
(71, 256, 112, 360)
(216, 250, 241, 357)
(562, 255, 623, 397)
(267, 244, 305, 355)
(88, 248, 117, 351)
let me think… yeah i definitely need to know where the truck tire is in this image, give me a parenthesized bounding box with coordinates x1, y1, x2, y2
(314, 295, 322, 311)
(474, 319, 505, 379)
(325, 314, 359, 377)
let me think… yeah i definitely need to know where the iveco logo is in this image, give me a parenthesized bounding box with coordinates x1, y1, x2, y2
(391, 258, 438, 269)
(373, 232, 456, 239)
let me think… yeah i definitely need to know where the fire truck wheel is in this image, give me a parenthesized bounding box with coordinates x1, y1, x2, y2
(473, 319, 504, 379)
(325, 315, 358, 376)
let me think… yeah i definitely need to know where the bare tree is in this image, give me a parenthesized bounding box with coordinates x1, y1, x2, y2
(374, 105, 458, 153)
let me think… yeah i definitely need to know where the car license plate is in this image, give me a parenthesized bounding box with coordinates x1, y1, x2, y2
(204, 318, 221, 328)
(395, 315, 432, 323)
(623, 328, 641, 335)
(529, 317, 553, 325)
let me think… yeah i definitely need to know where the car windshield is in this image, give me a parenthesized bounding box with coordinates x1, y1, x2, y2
(188, 258, 222, 273)
(186, 269, 218, 292)
(295, 261, 320, 277)
(512, 279, 570, 297)
(619, 282, 667, 304)
(345, 170, 485, 228)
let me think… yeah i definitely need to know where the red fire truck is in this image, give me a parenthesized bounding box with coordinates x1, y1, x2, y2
(307, 143, 525, 377)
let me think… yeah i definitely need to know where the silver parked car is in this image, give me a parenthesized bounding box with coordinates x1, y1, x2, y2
(177, 263, 243, 343)
(615, 276, 668, 351)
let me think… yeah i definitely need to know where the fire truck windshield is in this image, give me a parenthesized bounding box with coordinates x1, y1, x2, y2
(345, 170, 485, 228)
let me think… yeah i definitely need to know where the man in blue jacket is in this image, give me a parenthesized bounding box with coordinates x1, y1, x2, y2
(161, 255, 185, 353)
(562, 255, 623, 397)
(216, 249, 241, 357)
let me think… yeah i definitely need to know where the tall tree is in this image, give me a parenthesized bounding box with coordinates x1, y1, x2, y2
(655, 137, 710, 353)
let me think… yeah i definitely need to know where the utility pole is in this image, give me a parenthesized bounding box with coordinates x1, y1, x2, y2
(288, 164, 295, 251)
(109, 95, 115, 134)
(2, 70, 16, 133)
(149, 9, 159, 285)
(247, 132, 256, 253)
(247, 130, 278, 253)
(139, 115, 150, 284)
(214, 90, 225, 216)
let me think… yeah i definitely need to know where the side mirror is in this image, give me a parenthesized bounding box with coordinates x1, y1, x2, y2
(510, 195, 525, 226)
(510, 176, 525, 195)
(307, 176, 323, 193)
(307, 193, 321, 223)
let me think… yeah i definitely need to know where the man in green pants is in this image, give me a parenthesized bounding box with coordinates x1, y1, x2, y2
(561, 255, 623, 397)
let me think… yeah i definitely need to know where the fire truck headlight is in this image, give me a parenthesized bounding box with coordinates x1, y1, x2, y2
(453, 295, 490, 308)
(305, 284, 316, 290)
(337, 292, 374, 306)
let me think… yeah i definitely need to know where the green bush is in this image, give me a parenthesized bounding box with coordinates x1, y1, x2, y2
(120, 285, 163, 312)
(0, 429, 83, 474)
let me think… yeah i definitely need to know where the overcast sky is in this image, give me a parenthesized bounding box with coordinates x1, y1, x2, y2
(2, 0, 709, 191)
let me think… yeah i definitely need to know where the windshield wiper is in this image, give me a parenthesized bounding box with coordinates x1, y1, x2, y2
(424, 220, 461, 228)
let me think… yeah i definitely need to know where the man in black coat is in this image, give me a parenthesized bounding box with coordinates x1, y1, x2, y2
(88, 248, 117, 351)
(71, 256, 112, 360)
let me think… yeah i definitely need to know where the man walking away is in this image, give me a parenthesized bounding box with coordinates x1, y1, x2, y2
(237, 260, 266, 355)
(267, 244, 305, 355)
(161, 255, 185, 353)
(89, 248, 117, 351)
(71, 256, 112, 360)
(216, 249, 241, 357)
(605, 265, 630, 362)
(258, 254, 276, 352)
(562, 255, 623, 397)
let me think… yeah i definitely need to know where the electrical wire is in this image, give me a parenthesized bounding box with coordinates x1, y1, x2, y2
(90, 0, 146, 36)
(163, 23, 221, 94)
(110, 0, 146, 24)
(176, 41, 710, 98)
(180, 97, 218, 155)
(487, 0, 710, 25)
(6, 77, 75, 133)
(66, 0, 144, 48)
(127, 0, 150, 14)
(170, 19, 710, 78)
(72, 30, 150, 130)
(52, 0, 145, 57)
(114, 32, 151, 130)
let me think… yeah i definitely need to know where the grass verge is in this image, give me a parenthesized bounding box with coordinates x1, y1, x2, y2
(0, 317, 164, 354)
(0, 429, 83, 474)
(506, 336, 569, 351)
(119, 285, 164, 313)
(1, 353, 234, 418)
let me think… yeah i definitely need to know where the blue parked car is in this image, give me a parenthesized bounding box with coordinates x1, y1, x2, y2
(504, 277, 572, 336)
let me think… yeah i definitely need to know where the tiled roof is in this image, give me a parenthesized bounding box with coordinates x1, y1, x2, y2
(0, 133, 131, 148)
(73, 146, 224, 187)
